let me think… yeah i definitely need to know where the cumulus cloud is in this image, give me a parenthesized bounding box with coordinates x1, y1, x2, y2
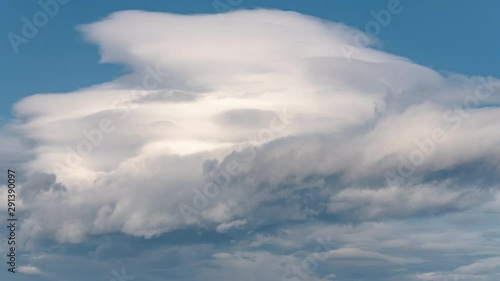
(1, 8, 500, 281)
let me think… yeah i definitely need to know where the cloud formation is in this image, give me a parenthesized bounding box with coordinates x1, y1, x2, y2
(1, 9, 500, 281)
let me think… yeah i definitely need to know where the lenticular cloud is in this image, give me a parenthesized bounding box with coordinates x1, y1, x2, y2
(1, 9, 499, 246)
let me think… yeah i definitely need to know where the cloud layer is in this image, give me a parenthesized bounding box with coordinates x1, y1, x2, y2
(1, 9, 500, 281)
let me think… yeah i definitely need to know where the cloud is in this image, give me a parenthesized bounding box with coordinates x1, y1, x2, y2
(416, 258, 500, 281)
(18, 265, 42, 275)
(327, 183, 489, 220)
(5, 8, 500, 240)
(1, 8, 500, 281)
(216, 219, 247, 233)
(323, 247, 424, 264)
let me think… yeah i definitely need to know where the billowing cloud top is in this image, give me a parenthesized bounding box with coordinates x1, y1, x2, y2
(1, 9, 500, 281)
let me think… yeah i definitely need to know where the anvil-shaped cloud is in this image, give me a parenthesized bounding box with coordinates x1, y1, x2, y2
(1, 9, 500, 281)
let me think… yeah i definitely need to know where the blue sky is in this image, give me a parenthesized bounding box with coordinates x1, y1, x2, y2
(1, 1, 500, 281)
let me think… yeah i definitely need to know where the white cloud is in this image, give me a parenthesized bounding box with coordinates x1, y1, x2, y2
(0, 9, 499, 251)
(327, 183, 489, 220)
(216, 219, 247, 233)
(323, 247, 423, 264)
(18, 265, 42, 275)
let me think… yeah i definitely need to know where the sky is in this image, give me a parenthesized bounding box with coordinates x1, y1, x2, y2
(0, 1, 500, 281)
